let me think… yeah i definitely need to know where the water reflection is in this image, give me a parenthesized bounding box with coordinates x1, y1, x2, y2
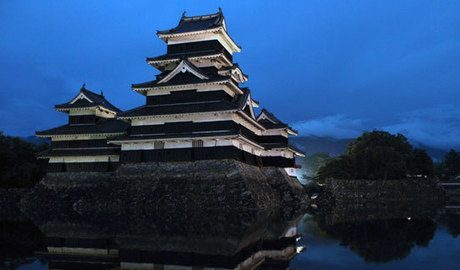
(2, 202, 460, 269)
(0, 220, 44, 269)
(304, 199, 445, 263)
(32, 210, 303, 269)
(310, 216, 436, 262)
(440, 210, 460, 238)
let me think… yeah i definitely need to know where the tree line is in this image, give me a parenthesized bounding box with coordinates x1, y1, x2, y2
(0, 132, 48, 188)
(301, 131, 460, 183)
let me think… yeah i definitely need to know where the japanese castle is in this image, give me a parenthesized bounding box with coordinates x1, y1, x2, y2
(36, 9, 304, 177)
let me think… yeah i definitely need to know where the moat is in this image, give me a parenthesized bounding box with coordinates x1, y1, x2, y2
(2, 200, 459, 270)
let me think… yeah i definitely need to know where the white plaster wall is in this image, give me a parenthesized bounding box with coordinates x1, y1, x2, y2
(48, 155, 119, 163)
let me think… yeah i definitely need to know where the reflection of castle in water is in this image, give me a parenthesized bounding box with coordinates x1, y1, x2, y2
(36, 212, 304, 269)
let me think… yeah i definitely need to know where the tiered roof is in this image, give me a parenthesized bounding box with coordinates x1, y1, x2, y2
(157, 9, 226, 35)
(55, 85, 120, 113)
(156, 9, 241, 54)
(257, 109, 298, 135)
(119, 90, 251, 119)
(147, 49, 230, 63)
(36, 85, 128, 138)
(122, 9, 303, 159)
(132, 61, 237, 94)
(36, 119, 129, 137)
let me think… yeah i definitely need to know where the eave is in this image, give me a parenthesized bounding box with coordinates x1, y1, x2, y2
(117, 109, 239, 121)
(287, 128, 298, 136)
(132, 79, 243, 96)
(109, 134, 239, 145)
(271, 146, 306, 157)
(35, 132, 125, 139)
(55, 106, 98, 113)
(55, 105, 118, 116)
(236, 111, 266, 131)
(147, 53, 233, 68)
(157, 27, 241, 54)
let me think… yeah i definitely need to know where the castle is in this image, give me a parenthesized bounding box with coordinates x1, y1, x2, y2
(36, 9, 304, 178)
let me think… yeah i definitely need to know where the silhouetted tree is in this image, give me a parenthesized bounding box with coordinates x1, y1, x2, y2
(0, 132, 48, 188)
(408, 149, 434, 177)
(317, 131, 434, 181)
(443, 149, 460, 180)
(439, 213, 460, 238)
(0, 221, 44, 264)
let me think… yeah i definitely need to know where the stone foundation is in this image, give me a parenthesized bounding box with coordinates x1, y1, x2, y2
(20, 160, 307, 221)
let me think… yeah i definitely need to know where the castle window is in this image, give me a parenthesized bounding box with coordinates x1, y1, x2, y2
(192, 140, 204, 148)
(154, 141, 165, 149)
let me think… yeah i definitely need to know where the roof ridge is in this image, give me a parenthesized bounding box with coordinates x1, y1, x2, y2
(181, 8, 223, 21)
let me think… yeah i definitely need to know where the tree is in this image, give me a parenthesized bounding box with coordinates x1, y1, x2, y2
(317, 131, 434, 181)
(345, 131, 412, 180)
(300, 152, 332, 184)
(0, 132, 48, 188)
(408, 149, 434, 177)
(317, 156, 353, 183)
(443, 149, 460, 180)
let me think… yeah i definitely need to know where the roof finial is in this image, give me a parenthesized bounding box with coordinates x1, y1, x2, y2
(182, 11, 187, 17)
(218, 7, 222, 13)
(81, 83, 86, 90)
(100, 90, 104, 96)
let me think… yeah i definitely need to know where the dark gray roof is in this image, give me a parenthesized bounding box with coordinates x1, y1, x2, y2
(157, 9, 225, 35)
(119, 91, 250, 118)
(110, 130, 239, 142)
(147, 49, 228, 63)
(257, 109, 298, 133)
(261, 142, 305, 155)
(36, 119, 129, 136)
(55, 85, 121, 113)
(241, 87, 258, 105)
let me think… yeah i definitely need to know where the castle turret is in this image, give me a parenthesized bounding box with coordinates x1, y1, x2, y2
(36, 85, 129, 172)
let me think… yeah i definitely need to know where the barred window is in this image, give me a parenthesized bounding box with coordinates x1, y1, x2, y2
(154, 141, 165, 149)
(192, 140, 204, 148)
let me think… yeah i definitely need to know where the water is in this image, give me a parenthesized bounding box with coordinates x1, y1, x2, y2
(1, 204, 459, 270)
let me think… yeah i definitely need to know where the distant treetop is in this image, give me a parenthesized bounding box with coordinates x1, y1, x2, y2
(317, 130, 434, 181)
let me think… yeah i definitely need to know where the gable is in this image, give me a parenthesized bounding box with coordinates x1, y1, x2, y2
(159, 60, 209, 84)
(257, 112, 277, 124)
(241, 94, 256, 119)
(70, 92, 94, 104)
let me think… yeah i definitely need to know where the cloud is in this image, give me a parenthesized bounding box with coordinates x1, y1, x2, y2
(293, 106, 460, 150)
(383, 105, 460, 150)
(293, 115, 365, 139)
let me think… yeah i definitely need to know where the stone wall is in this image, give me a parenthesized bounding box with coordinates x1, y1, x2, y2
(321, 178, 446, 224)
(325, 178, 445, 204)
(20, 160, 307, 221)
(0, 189, 28, 220)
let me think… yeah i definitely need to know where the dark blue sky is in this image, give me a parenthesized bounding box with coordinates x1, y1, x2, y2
(1, 1, 459, 149)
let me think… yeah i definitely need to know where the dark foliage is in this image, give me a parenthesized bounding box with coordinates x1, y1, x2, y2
(317, 131, 434, 181)
(0, 132, 48, 188)
(408, 148, 435, 177)
(440, 213, 460, 238)
(437, 149, 460, 181)
(0, 221, 44, 262)
(300, 152, 332, 183)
